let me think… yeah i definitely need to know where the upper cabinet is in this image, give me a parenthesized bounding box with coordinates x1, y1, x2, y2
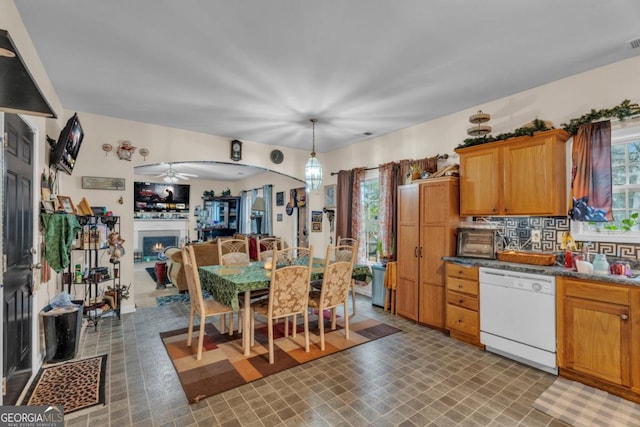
(456, 129, 570, 216)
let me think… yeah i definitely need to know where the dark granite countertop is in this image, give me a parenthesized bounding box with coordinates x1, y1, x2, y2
(442, 256, 640, 287)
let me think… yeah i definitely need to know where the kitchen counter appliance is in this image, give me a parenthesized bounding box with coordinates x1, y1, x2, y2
(479, 267, 557, 374)
(456, 227, 500, 259)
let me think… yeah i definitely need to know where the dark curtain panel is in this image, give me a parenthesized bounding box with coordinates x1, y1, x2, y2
(570, 120, 613, 222)
(335, 170, 353, 240)
(379, 162, 398, 259)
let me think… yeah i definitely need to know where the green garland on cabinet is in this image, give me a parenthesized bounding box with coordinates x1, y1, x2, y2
(560, 99, 640, 135)
(457, 100, 640, 150)
(457, 118, 552, 149)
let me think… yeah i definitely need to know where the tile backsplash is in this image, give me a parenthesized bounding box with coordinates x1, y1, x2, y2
(475, 217, 640, 264)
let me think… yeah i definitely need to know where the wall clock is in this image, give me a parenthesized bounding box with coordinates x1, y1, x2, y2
(230, 140, 242, 162)
(270, 149, 284, 164)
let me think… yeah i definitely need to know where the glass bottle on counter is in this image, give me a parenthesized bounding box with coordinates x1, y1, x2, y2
(592, 253, 609, 275)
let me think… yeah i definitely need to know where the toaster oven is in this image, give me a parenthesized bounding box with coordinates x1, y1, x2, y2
(456, 228, 499, 259)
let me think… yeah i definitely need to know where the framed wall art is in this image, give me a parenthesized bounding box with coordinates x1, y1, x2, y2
(57, 195, 76, 214)
(82, 176, 125, 190)
(311, 210, 323, 223)
(324, 184, 336, 208)
(276, 191, 285, 206)
(41, 200, 55, 213)
(290, 187, 306, 208)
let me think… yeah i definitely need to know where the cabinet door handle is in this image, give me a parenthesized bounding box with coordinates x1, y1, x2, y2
(458, 299, 464, 304)
(504, 207, 509, 212)
(419, 247, 423, 258)
(414, 247, 418, 258)
(457, 319, 463, 323)
(492, 207, 497, 212)
(458, 283, 463, 289)
(621, 314, 629, 320)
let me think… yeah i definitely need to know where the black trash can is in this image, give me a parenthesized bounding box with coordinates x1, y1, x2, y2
(41, 305, 83, 362)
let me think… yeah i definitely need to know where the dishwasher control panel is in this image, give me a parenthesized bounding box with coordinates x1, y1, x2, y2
(479, 267, 555, 295)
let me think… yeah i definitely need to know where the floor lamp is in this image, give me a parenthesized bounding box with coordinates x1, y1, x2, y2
(252, 197, 265, 234)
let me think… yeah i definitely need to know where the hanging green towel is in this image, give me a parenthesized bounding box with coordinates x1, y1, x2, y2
(41, 213, 81, 273)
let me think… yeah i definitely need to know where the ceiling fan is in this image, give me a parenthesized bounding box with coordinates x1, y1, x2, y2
(155, 163, 198, 183)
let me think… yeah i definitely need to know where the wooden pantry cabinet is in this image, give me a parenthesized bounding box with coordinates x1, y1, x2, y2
(445, 263, 482, 347)
(396, 177, 459, 328)
(557, 277, 640, 404)
(456, 129, 570, 216)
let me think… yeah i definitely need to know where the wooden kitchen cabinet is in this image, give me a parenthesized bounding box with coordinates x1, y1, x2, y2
(445, 263, 482, 347)
(456, 129, 570, 216)
(557, 277, 640, 404)
(396, 177, 459, 328)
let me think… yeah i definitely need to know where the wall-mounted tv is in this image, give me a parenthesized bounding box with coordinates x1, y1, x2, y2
(134, 181, 190, 212)
(49, 112, 84, 175)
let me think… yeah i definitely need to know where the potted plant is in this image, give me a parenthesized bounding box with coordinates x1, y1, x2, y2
(602, 212, 639, 231)
(377, 236, 395, 265)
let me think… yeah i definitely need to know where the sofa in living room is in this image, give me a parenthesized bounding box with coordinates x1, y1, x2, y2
(164, 241, 222, 293)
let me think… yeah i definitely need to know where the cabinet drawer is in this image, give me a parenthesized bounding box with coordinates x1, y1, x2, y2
(447, 290, 478, 311)
(446, 263, 478, 281)
(561, 277, 630, 306)
(446, 305, 479, 336)
(446, 277, 478, 295)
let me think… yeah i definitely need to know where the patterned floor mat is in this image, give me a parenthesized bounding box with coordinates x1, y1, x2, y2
(22, 355, 108, 415)
(533, 377, 640, 426)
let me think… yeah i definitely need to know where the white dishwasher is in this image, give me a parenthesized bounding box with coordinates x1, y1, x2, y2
(479, 267, 557, 374)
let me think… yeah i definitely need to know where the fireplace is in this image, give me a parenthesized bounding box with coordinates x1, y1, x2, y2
(142, 235, 179, 259)
(134, 219, 189, 260)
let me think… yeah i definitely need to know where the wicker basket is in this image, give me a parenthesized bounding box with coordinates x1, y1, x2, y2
(496, 251, 557, 266)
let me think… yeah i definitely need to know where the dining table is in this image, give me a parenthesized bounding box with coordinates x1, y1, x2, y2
(199, 259, 372, 355)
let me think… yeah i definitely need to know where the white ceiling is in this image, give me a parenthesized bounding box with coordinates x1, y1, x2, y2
(14, 1, 640, 180)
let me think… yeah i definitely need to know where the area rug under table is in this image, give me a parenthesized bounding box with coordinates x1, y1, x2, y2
(23, 355, 108, 415)
(533, 377, 640, 427)
(160, 313, 400, 403)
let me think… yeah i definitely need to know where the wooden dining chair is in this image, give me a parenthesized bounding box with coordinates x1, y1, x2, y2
(217, 236, 263, 333)
(308, 244, 356, 351)
(250, 246, 313, 364)
(256, 236, 285, 261)
(218, 237, 250, 266)
(337, 237, 359, 316)
(182, 244, 234, 360)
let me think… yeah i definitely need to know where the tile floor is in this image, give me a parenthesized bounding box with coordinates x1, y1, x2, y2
(64, 287, 568, 427)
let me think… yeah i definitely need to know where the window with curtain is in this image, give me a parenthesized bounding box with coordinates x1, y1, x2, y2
(361, 171, 380, 262)
(572, 124, 640, 242)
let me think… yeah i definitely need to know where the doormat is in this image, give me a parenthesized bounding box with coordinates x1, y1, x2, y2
(22, 355, 108, 415)
(145, 267, 172, 285)
(533, 377, 640, 427)
(160, 312, 400, 403)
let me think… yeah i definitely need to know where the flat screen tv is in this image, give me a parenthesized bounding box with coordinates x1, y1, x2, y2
(134, 181, 190, 212)
(49, 112, 84, 175)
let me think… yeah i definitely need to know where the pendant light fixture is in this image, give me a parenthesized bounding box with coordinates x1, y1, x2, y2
(304, 118, 322, 190)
